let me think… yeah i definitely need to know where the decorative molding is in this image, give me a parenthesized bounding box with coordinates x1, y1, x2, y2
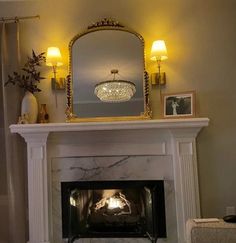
(143, 71, 152, 117)
(88, 18, 124, 29)
(19, 132, 49, 144)
(179, 142, 193, 155)
(10, 118, 209, 134)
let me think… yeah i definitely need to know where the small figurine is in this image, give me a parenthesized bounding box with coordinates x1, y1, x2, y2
(17, 113, 29, 124)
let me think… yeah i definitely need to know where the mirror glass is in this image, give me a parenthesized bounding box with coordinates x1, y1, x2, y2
(67, 19, 151, 121)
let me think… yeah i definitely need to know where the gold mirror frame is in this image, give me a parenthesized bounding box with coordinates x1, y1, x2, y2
(66, 18, 152, 122)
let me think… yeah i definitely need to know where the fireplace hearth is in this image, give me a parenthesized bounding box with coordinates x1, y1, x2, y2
(61, 181, 166, 243)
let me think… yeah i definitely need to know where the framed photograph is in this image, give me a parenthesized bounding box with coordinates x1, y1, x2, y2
(162, 91, 195, 118)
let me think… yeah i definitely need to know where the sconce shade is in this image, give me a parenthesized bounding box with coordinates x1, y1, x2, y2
(46, 47, 63, 66)
(150, 40, 168, 61)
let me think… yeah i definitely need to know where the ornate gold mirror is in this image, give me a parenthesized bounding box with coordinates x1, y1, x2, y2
(66, 18, 151, 122)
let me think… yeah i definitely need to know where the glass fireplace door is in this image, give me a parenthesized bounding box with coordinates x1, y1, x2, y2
(61, 180, 166, 243)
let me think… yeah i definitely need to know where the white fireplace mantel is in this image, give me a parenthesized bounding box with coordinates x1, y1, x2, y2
(10, 118, 209, 243)
(10, 118, 209, 134)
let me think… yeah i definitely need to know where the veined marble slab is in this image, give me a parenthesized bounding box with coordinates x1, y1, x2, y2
(51, 155, 177, 243)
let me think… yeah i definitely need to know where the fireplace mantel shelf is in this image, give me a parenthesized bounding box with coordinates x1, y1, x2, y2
(10, 117, 209, 134)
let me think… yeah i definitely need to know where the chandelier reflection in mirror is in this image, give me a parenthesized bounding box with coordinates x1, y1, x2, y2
(94, 69, 136, 103)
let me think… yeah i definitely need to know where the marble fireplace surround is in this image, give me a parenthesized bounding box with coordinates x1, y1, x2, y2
(10, 118, 209, 243)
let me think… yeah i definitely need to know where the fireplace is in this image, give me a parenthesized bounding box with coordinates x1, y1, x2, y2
(10, 118, 209, 243)
(61, 180, 166, 243)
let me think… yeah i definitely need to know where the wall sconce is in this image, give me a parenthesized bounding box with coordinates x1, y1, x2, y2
(150, 40, 168, 86)
(46, 47, 65, 90)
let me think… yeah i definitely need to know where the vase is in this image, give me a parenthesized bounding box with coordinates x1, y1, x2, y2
(38, 104, 49, 123)
(21, 91, 38, 124)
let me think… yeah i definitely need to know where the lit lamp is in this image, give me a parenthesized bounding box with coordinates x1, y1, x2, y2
(94, 69, 136, 103)
(46, 47, 65, 90)
(150, 40, 168, 86)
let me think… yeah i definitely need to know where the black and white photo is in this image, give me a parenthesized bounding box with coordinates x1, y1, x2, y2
(162, 91, 195, 118)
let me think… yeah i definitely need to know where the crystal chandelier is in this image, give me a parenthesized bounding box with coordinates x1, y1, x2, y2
(94, 69, 136, 103)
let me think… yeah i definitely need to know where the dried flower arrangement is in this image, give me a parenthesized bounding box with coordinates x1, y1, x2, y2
(5, 50, 46, 93)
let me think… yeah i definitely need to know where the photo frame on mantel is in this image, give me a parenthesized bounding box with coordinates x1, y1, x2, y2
(162, 91, 196, 118)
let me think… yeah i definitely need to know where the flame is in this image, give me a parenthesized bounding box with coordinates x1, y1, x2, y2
(94, 192, 132, 215)
(70, 196, 77, 207)
(107, 197, 124, 210)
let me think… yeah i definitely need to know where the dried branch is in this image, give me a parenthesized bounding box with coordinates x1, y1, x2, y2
(5, 50, 46, 93)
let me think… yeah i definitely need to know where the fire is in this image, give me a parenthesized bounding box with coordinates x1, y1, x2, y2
(70, 196, 77, 207)
(107, 197, 125, 210)
(94, 192, 132, 215)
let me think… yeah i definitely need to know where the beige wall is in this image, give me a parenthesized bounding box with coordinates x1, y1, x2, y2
(1, 0, 236, 239)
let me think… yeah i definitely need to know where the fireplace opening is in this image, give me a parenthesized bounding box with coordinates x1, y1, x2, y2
(61, 180, 166, 243)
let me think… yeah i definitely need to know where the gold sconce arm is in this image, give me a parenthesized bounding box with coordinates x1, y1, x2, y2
(150, 60, 166, 86)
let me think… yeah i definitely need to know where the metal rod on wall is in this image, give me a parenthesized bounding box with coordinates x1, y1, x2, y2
(0, 15, 40, 22)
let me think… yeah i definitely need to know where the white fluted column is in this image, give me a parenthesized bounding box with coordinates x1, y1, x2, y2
(171, 128, 201, 243)
(21, 133, 50, 243)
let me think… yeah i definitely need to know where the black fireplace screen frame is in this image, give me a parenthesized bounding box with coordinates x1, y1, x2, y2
(61, 180, 166, 242)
